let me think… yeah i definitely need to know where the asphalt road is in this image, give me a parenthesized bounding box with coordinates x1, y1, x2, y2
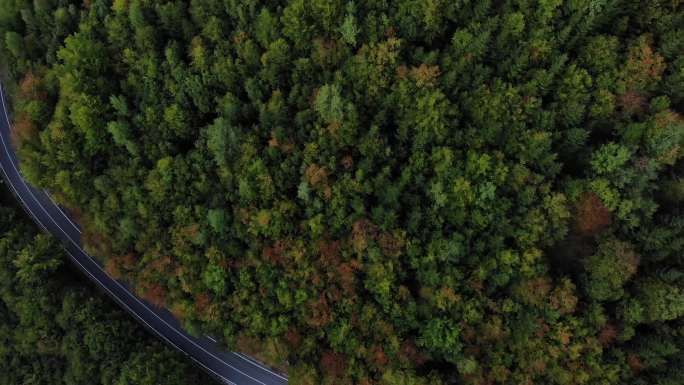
(0, 82, 288, 385)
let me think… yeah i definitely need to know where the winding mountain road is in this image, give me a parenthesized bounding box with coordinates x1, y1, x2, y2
(0, 82, 288, 385)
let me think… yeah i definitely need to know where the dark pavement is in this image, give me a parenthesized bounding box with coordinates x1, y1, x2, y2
(0, 83, 288, 385)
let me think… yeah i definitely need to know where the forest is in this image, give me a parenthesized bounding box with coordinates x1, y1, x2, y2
(1, 0, 683, 384)
(0, 182, 210, 385)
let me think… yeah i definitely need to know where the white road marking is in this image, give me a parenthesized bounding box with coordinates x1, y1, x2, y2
(0, 90, 238, 385)
(0, 89, 81, 235)
(44, 190, 82, 234)
(233, 353, 287, 381)
(2, 79, 280, 379)
(0, 83, 284, 384)
(207, 336, 218, 343)
(65, 249, 235, 385)
(0, 165, 49, 234)
(0, 134, 234, 385)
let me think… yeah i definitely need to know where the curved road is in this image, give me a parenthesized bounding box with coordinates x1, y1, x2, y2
(0, 83, 287, 385)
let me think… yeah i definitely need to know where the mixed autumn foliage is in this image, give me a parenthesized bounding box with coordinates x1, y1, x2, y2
(1, 0, 684, 384)
(0, 184, 210, 385)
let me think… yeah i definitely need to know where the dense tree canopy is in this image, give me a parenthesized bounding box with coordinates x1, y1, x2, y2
(1, 0, 683, 384)
(0, 184, 210, 385)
